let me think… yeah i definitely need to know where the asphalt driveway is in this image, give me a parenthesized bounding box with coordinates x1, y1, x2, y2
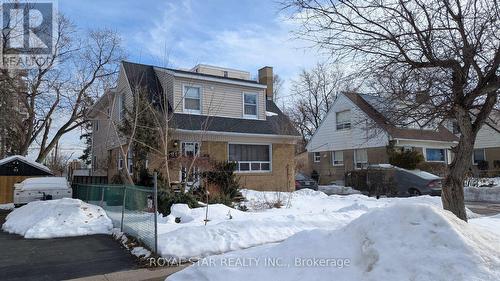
(0, 210, 137, 281)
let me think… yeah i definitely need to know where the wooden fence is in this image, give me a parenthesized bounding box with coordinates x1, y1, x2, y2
(0, 176, 32, 204)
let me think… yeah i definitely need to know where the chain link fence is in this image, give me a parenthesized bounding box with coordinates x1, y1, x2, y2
(73, 183, 158, 252)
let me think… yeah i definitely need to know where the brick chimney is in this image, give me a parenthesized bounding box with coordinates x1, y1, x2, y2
(258, 66, 273, 101)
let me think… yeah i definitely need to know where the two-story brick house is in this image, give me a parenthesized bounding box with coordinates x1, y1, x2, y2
(88, 61, 300, 191)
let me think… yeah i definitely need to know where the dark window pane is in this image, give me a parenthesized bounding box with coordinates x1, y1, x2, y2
(240, 163, 250, 171)
(251, 163, 260, 170)
(261, 163, 270, 171)
(473, 149, 485, 163)
(244, 94, 257, 104)
(229, 144, 269, 161)
(244, 104, 256, 115)
(185, 98, 200, 110)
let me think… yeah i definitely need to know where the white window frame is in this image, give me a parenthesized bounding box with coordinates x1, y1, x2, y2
(313, 152, 321, 163)
(354, 149, 368, 169)
(472, 148, 486, 165)
(181, 141, 200, 157)
(180, 141, 201, 186)
(336, 110, 352, 130)
(424, 148, 447, 163)
(182, 84, 202, 114)
(332, 151, 344, 166)
(242, 92, 258, 119)
(228, 143, 272, 173)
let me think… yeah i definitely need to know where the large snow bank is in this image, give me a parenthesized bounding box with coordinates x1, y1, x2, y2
(2, 198, 112, 238)
(155, 189, 480, 260)
(167, 204, 500, 281)
(16, 177, 69, 191)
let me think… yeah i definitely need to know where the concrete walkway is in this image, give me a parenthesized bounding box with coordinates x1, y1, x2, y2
(0, 210, 137, 281)
(68, 265, 189, 281)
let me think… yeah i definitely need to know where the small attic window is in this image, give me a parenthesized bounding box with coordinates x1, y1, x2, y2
(223, 71, 228, 77)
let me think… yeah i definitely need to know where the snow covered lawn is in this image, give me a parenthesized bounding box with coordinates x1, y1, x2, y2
(167, 204, 500, 281)
(2, 198, 113, 238)
(154, 189, 483, 261)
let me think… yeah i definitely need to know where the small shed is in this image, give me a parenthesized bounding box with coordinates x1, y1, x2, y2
(0, 155, 53, 204)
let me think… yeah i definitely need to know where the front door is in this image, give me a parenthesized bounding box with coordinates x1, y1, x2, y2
(180, 142, 200, 190)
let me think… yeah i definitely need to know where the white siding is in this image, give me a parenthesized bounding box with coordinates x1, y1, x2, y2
(474, 124, 500, 149)
(306, 94, 389, 152)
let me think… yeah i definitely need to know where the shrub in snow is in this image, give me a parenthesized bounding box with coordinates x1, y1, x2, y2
(2, 198, 113, 238)
(158, 191, 199, 216)
(387, 143, 424, 170)
(167, 204, 500, 281)
(199, 161, 241, 205)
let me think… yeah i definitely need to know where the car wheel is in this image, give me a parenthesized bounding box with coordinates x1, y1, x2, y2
(408, 188, 421, 197)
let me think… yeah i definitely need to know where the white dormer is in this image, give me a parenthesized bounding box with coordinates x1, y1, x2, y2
(190, 64, 251, 80)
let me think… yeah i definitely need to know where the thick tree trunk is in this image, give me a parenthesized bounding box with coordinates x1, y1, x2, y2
(442, 115, 475, 222)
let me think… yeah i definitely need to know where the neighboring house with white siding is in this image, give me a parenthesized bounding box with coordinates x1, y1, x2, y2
(87, 61, 300, 191)
(306, 92, 459, 184)
(470, 113, 500, 173)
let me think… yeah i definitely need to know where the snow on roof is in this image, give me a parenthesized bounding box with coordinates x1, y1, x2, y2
(0, 155, 52, 173)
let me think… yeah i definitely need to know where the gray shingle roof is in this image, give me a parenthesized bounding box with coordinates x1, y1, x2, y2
(171, 100, 299, 136)
(344, 92, 458, 142)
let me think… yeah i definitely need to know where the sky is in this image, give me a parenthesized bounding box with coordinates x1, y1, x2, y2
(46, 0, 324, 160)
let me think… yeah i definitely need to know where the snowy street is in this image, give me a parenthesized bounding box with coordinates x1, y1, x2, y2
(465, 201, 500, 216)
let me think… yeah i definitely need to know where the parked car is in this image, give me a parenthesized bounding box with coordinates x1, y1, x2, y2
(394, 168, 442, 196)
(295, 173, 319, 191)
(364, 164, 442, 196)
(13, 177, 72, 207)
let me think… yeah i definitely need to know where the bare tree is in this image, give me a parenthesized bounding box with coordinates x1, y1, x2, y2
(283, 0, 500, 220)
(286, 62, 345, 142)
(0, 15, 125, 162)
(273, 74, 285, 103)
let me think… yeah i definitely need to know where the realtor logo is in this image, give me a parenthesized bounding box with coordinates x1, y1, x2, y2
(1, 1, 57, 69)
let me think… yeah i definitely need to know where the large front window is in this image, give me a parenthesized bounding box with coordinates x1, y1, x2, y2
(183, 86, 201, 113)
(426, 148, 446, 162)
(229, 144, 271, 172)
(243, 93, 257, 118)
